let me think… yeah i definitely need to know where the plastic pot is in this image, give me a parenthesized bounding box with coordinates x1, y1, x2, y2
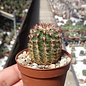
(15, 49, 72, 86)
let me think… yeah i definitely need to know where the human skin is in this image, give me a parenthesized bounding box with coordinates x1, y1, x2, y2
(0, 64, 23, 86)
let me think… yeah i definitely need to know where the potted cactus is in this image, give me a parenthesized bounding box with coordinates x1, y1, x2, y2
(71, 52, 75, 58)
(80, 42, 84, 47)
(84, 44, 86, 49)
(83, 59, 86, 64)
(15, 23, 72, 86)
(69, 42, 73, 47)
(79, 50, 85, 56)
(71, 46, 75, 52)
(83, 29, 86, 35)
(80, 35, 85, 42)
(82, 69, 86, 76)
(74, 27, 79, 33)
(61, 25, 69, 33)
(69, 27, 74, 32)
(75, 34, 80, 41)
(69, 33, 75, 41)
(65, 31, 70, 39)
(72, 58, 77, 64)
(74, 42, 78, 47)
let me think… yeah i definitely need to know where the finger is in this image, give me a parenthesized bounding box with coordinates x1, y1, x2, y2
(12, 80, 23, 86)
(0, 64, 21, 86)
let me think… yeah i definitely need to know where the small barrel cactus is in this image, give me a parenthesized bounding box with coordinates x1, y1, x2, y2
(28, 23, 62, 65)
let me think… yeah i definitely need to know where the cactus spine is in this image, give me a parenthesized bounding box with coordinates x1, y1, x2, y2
(28, 23, 62, 65)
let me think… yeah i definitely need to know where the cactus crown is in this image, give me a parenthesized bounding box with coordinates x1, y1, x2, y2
(28, 23, 62, 65)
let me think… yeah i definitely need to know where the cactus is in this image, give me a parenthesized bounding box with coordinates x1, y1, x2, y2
(28, 23, 62, 65)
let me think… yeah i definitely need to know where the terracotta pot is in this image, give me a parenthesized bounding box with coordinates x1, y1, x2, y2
(74, 30, 79, 33)
(79, 30, 84, 35)
(75, 37, 79, 41)
(83, 31, 86, 35)
(82, 74, 86, 76)
(15, 49, 72, 86)
(69, 36, 74, 41)
(65, 35, 69, 39)
(80, 39, 85, 42)
(83, 62, 86, 64)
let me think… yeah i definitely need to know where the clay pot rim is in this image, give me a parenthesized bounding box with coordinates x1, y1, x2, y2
(15, 48, 72, 71)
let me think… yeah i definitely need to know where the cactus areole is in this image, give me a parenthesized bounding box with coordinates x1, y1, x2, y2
(28, 23, 62, 65)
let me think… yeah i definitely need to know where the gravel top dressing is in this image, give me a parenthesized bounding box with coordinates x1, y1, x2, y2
(17, 51, 71, 69)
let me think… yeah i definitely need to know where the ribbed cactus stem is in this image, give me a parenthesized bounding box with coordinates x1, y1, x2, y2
(28, 23, 62, 65)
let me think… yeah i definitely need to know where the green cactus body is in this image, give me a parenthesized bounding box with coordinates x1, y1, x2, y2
(28, 23, 62, 65)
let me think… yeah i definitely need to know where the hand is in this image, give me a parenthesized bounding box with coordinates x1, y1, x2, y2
(0, 64, 23, 86)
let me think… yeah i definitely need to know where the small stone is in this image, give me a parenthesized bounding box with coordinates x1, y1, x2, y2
(60, 63, 64, 67)
(72, 23, 76, 26)
(56, 65, 59, 68)
(17, 59, 27, 65)
(32, 63, 38, 66)
(26, 52, 29, 55)
(49, 64, 56, 69)
(61, 56, 64, 59)
(0, 66, 3, 70)
(23, 51, 27, 54)
(56, 62, 60, 68)
(31, 65, 38, 69)
(0, 40, 2, 45)
(24, 58, 29, 63)
(27, 56, 31, 61)
(10, 40, 14, 45)
(18, 54, 23, 59)
(22, 51, 27, 57)
(26, 65, 32, 68)
(38, 65, 45, 69)
(4, 56, 8, 61)
(67, 58, 71, 63)
(60, 58, 67, 66)
(1, 61, 6, 67)
(45, 65, 49, 69)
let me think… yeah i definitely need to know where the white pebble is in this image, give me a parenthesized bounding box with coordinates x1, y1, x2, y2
(60, 58, 67, 66)
(45, 65, 49, 68)
(67, 58, 71, 63)
(31, 65, 38, 69)
(17, 59, 26, 65)
(27, 56, 31, 61)
(23, 51, 27, 55)
(1, 61, 6, 67)
(72, 23, 76, 26)
(38, 65, 45, 68)
(26, 65, 32, 68)
(22, 51, 27, 57)
(10, 41, 14, 45)
(56, 62, 60, 68)
(60, 63, 64, 66)
(49, 64, 55, 69)
(18, 54, 23, 59)
(0, 66, 3, 70)
(0, 40, 2, 45)
(56, 65, 60, 68)
(32, 63, 38, 66)
(4, 56, 8, 61)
